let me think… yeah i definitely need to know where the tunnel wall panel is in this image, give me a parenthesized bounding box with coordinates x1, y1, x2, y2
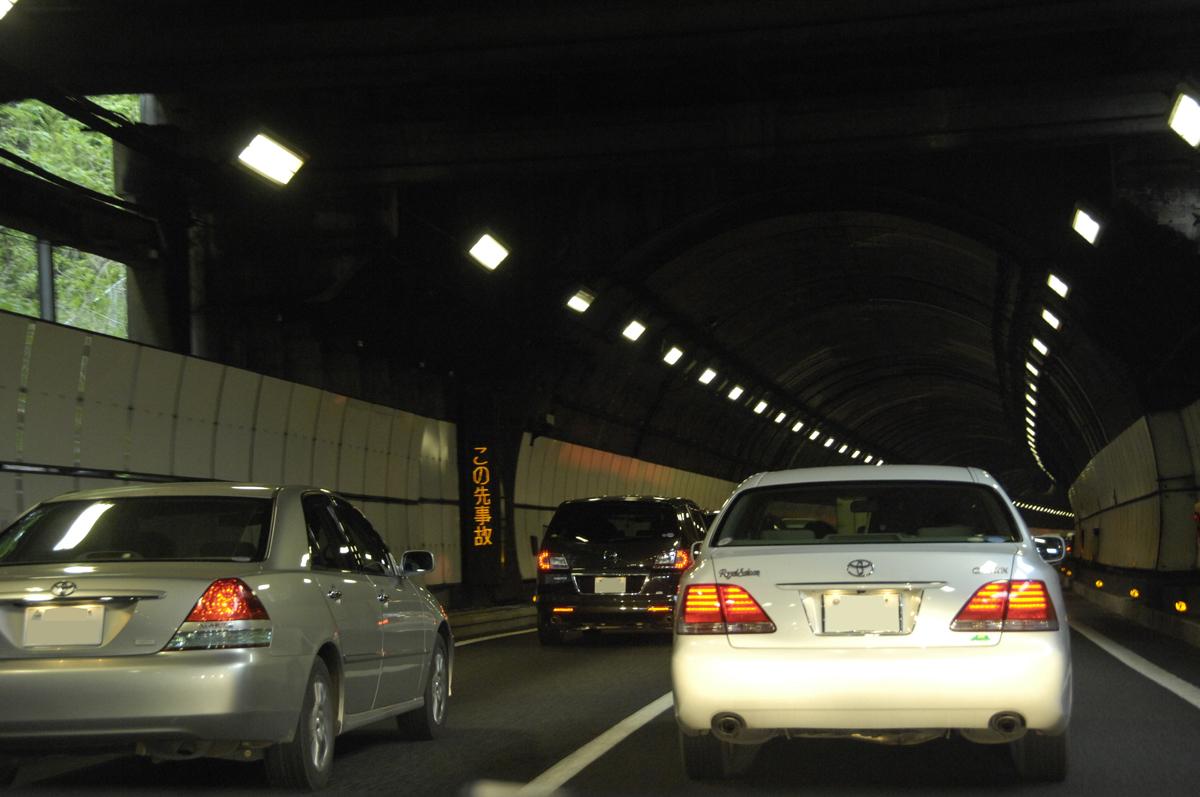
(0, 312, 459, 586)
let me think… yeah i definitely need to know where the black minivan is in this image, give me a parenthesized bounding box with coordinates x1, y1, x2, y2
(535, 495, 708, 644)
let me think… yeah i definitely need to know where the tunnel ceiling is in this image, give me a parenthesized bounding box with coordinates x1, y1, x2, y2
(2, 1, 1200, 511)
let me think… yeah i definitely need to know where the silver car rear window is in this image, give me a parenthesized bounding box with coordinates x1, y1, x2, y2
(713, 481, 1019, 546)
(0, 497, 273, 564)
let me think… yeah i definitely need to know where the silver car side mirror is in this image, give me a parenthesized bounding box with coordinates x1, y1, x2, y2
(1033, 535, 1066, 565)
(401, 550, 435, 574)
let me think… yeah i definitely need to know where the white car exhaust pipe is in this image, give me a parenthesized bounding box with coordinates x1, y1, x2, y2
(711, 713, 747, 741)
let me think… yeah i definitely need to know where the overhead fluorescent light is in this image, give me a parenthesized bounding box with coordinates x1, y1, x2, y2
(1047, 274, 1070, 299)
(1026, 393, 1037, 406)
(1026, 361, 1040, 377)
(237, 133, 305, 185)
(1072, 208, 1101, 244)
(1028, 381, 1038, 393)
(567, 289, 595, 313)
(698, 368, 717, 385)
(838, 444, 848, 454)
(728, 385, 744, 400)
(876, 460, 885, 467)
(823, 437, 835, 448)
(791, 421, 804, 433)
(468, 233, 509, 270)
(774, 412, 787, 424)
(753, 401, 768, 415)
(1169, 91, 1200, 147)
(663, 346, 684, 365)
(1026, 406, 1037, 418)
(1041, 309, 1061, 330)
(864, 455, 874, 464)
(808, 430, 821, 441)
(621, 320, 646, 341)
(1032, 338, 1048, 356)
(0, 1, 17, 22)
(851, 449, 861, 459)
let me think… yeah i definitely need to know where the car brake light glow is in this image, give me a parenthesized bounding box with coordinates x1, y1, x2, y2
(951, 580, 1058, 632)
(538, 551, 568, 571)
(653, 548, 692, 570)
(673, 547, 691, 570)
(164, 578, 272, 651)
(677, 584, 775, 634)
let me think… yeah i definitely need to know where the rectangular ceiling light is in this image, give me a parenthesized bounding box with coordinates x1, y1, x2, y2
(1169, 92, 1200, 147)
(1025, 393, 1037, 406)
(468, 233, 509, 270)
(728, 385, 744, 400)
(698, 368, 717, 385)
(851, 449, 861, 459)
(774, 412, 786, 424)
(1026, 416, 1036, 428)
(621, 320, 646, 341)
(1026, 405, 1037, 418)
(864, 455, 874, 464)
(237, 133, 305, 185)
(1072, 208, 1101, 244)
(1041, 308, 1061, 330)
(1032, 338, 1049, 356)
(663, 346, 684, 365)
(567, 289, 595, 313)
(791, 421, 804, 433)
(838, 444, 848, 454)
(753, 401, 768, 414)
(1028, 381, 1038, 393)
(808, 429, 822, 441)
(0, 1, 16, 22)
(823, 437, 835, 448)
(1047, 274, 1070, 299)
(1025, 361, 1040, 377)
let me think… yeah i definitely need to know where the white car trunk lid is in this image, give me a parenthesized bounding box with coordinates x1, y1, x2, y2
(708, 543, 1019, 649)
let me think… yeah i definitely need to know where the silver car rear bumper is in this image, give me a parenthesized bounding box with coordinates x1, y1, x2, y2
(0, 649, 311, 747)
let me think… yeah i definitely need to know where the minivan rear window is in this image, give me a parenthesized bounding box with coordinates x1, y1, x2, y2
(713, 481, 1019, 546)
(0, 497, 273, 564)
(547, 501, 679, 543)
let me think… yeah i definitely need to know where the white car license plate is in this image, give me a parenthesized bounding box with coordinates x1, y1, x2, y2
(593, 576, 627, 594)
(822, 592, 901, 634)
(23, 605, 105, 647)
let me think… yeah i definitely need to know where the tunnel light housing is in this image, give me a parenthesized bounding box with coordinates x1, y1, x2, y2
(808, 429, 821, 441)
(753, 401, 768, 415)
(823, 437, 835, 448)
(621, 320, 646, 341)
(1169, 91, 1200, 147)
(863, 455, 874, 464)
(791, 421, 804, 433)
(1032, 338, 1048, 356)
(1047, 274, 1070, 299)
(1025, 361, 1040, 377)
(663, 346, 683, 365)
(838, 444, 848, 454)
(1041, 309, 1061, 331)
(698, 368, 717, 385)
(774, 412, 786, 424)
(728, 385, 744, 401)
(851, 449, 861, 459)
(567, 289, 595, 313)
(237, 133, 306, 186)
(1072, 208, 1101, 244)
(468, 233, 509, 270)
(0, 1, 17, 22)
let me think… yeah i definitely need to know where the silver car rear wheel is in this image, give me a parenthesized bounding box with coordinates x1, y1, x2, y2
(397, 635, 449, 739)
(265, 658, 335, 791)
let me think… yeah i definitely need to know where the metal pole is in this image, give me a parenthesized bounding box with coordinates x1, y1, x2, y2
(36, 238, 54, 321)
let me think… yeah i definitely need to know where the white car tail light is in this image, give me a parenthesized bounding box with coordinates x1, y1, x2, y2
(951, 580, 1058, 632)
(164, 578, 273, 651)
(677, 584, 775, 634)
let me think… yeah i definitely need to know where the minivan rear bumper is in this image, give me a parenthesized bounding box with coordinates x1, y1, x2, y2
(539, 594, 677, 632)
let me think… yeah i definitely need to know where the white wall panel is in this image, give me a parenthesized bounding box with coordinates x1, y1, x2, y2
(364, 407, 392, 497)
(213, 367, 260, 481)
(387, 412, 416, 500)
(20, 474, 77, 510)
(1182, 398, 1200, 488)
(283, 385, 321, 484)
(438, 422, 458, 501)
(79, 335, 136, 471)
(526, 436, 550, 507)
(172, 358, 223, 478)
(129, 347, 183, 475)
(336, 399, 370, 495)
(0, 314, 32, 462)
(0, 473, 19, 526)
(251, 378, 291, 484)
(22, 323, 84, 467)
(311, 393, 346, 488)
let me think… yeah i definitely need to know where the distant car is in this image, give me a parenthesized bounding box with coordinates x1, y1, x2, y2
(536, 496, 708, 643)
(0, 483, 452, 791)
(672, 465, 1071, 782)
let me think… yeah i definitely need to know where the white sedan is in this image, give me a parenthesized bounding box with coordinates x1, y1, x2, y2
(672, 465, 1071, 782)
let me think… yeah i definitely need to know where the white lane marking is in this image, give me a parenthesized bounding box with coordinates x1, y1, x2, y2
(454, 628, 536, 647)
(1071, 619, 1200, 710)
(519, 691, 674, 795)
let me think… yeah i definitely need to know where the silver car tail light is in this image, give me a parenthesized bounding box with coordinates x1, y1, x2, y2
(164, 578, 273, 651)
(950, 580, 1058, 632)
(677, 584, 775, 634)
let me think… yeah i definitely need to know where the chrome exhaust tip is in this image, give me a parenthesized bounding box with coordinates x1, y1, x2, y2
(711, 713, 746, 741)
(988, 711, 1026, 736)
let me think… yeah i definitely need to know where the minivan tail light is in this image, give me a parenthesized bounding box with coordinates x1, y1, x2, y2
(164, 578, 272, 651)
(677, 584, 775, 634)
(951, 580, 1057, 632)
(653, 547, 692, 570)
(538, 551, 568, 571)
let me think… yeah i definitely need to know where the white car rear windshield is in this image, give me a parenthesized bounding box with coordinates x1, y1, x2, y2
(713, 481, 1020, 546)
(0, 497, 273, 564)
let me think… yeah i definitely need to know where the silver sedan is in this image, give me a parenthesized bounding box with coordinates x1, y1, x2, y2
(672, 465, 1071, 782)
(0, 482, 453, 790)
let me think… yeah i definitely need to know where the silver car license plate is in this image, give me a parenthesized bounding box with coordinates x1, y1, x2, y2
(593, 576, 627, 594)
(821, 592, 901, 634)
(23, 605, 105, 647)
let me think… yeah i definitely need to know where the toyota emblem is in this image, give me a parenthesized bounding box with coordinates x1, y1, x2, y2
(846, 559, 874, 578)
(51, 580, 78, 597)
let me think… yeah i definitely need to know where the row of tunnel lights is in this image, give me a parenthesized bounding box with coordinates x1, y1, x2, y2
(1022, 272, 1069, 480)
(565, 288, 885, 465)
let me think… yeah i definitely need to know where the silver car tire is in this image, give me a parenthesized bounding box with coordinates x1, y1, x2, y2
(679, 728, 759, 780)
(1011, 729, 1068, 782)
(264, 658, 336, 791)
(397, 635, 449, 740)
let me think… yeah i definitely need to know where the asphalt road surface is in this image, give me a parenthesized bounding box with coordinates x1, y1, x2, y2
(7, 595, 1200, 795)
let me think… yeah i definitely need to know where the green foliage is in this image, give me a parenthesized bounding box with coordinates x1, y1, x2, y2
(0, 95, 139, 337)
